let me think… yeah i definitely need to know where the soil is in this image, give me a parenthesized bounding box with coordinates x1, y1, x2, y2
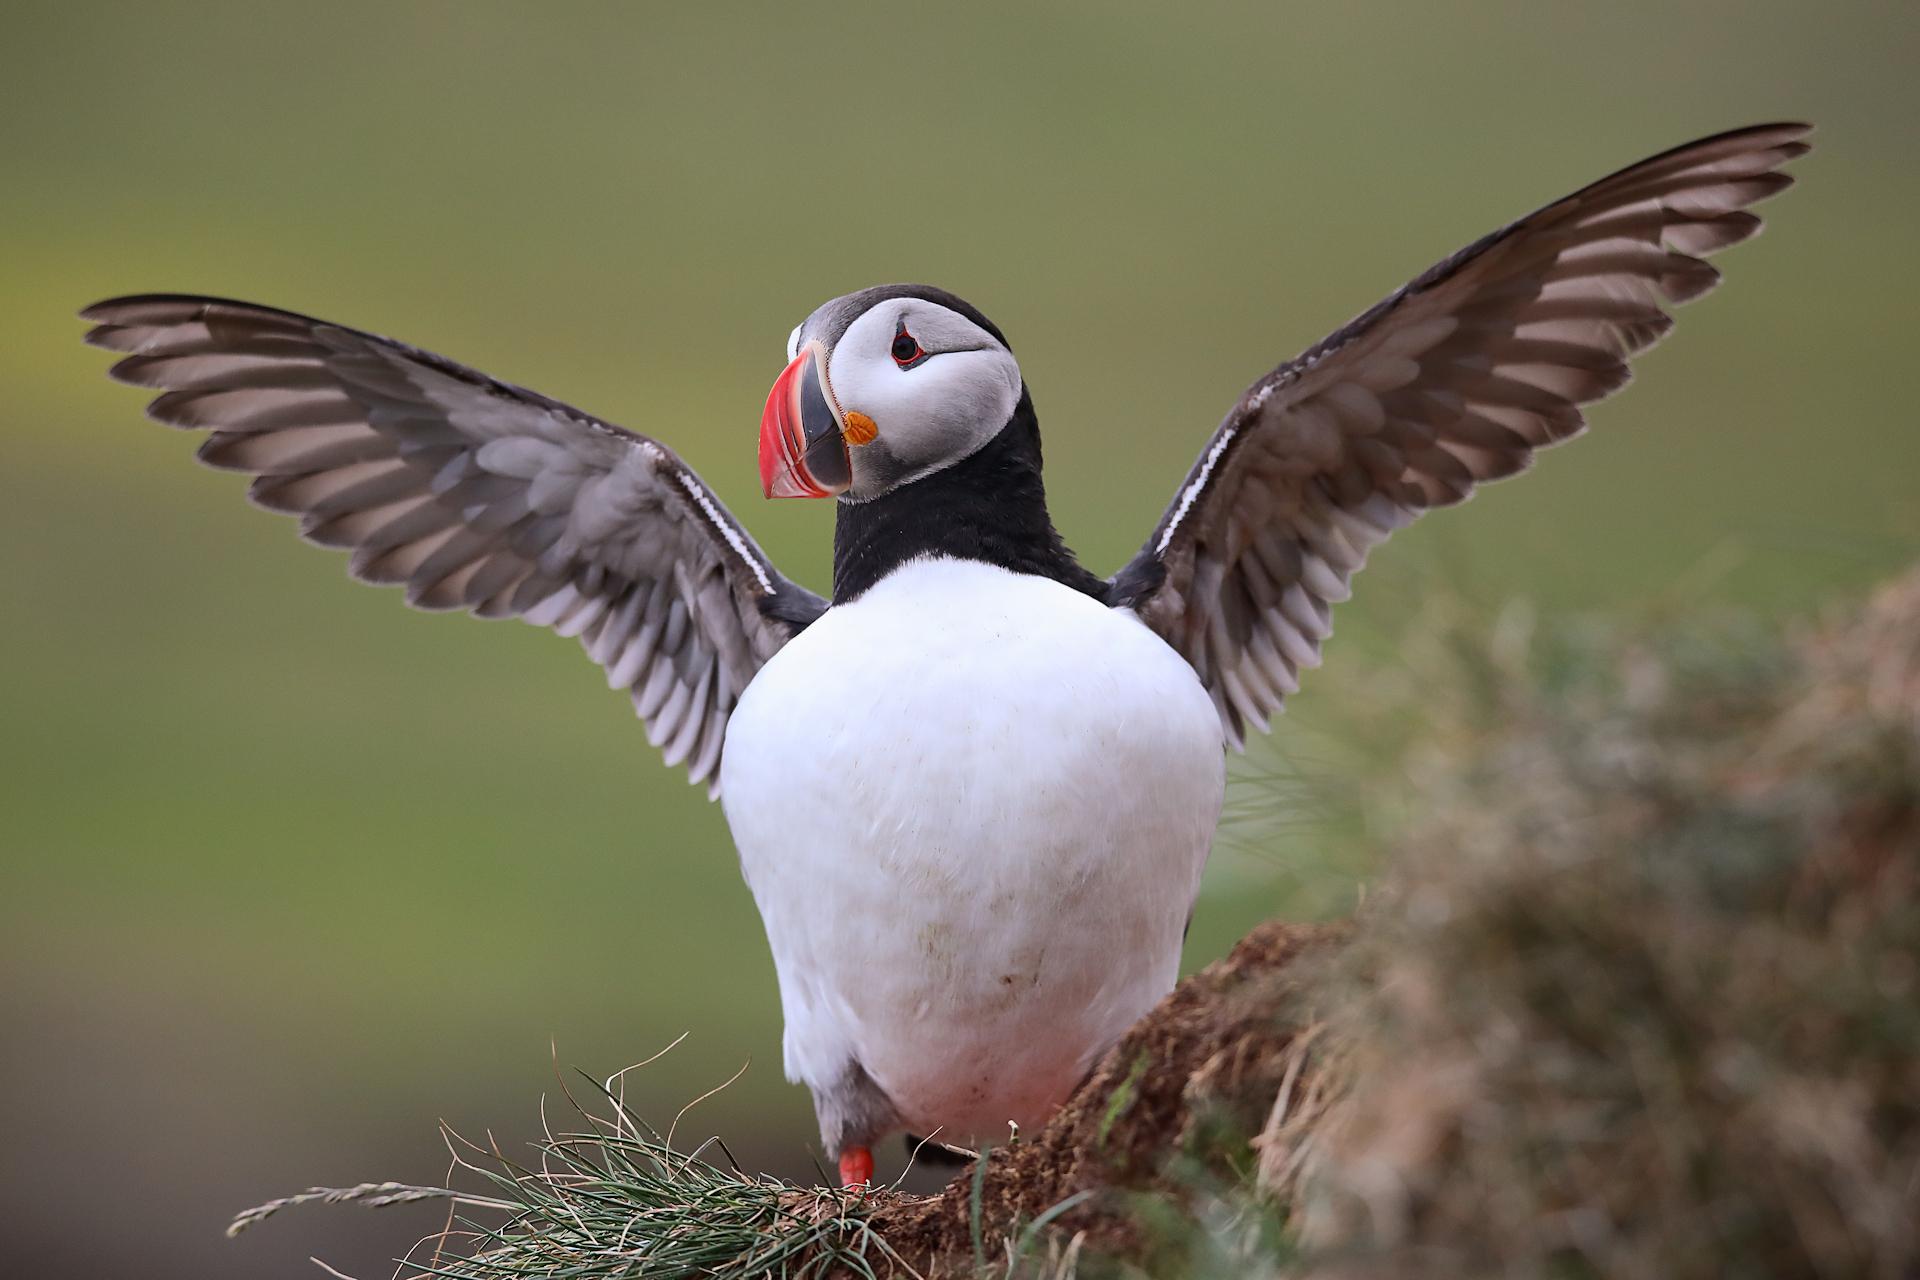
(845, 919, 1347, 1275)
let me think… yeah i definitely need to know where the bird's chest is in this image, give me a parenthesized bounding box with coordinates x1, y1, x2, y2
(723, 557, 1218, 894)
(719, 557, 1225, 1133)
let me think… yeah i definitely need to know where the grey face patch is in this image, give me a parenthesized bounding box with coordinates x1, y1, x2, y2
(782, 284, 1023, 503)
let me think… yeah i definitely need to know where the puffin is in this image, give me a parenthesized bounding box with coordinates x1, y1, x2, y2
(83, 123, 1807, 1187)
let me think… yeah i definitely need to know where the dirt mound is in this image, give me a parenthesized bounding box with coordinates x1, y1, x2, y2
(865, 919, 1344, 1272)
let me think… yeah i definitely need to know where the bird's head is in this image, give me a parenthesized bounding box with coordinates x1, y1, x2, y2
(759, 285, 1022, 502)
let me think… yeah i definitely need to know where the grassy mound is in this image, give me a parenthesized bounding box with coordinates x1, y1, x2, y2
(1276, 567, 1920, 1277)
(865, 918, 1344, 1275)
(235, 568, 1920, 1278)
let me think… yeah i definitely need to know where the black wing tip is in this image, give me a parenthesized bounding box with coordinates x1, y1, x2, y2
(1726, 119, 1813, 138)
(80, 293, 337, 340)
(81, 294, 233, 354)
(1687, 120, 1814, 151)
(1650, 121, 1816, 177)
(80, 293, 224, 323)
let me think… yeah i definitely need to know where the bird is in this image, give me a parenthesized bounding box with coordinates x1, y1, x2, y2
(83, 123, 1808, 1188)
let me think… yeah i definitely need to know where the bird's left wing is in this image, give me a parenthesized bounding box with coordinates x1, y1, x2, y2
(84, 294, 827, 794)
(1110, 123, 1810, 745)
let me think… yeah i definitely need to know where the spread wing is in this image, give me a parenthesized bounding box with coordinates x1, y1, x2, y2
(83, 295, 826, 795)
(1112, 123, 1810, 744)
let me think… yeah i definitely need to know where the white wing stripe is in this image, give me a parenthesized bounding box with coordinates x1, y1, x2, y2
(1156, 425, 1238, 555)
(677, 470, 773, 594)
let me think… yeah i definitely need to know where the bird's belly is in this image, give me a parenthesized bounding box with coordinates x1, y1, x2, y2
(720, 558, 1225, 1143)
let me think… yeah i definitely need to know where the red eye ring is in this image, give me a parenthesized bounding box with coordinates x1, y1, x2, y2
(890, 327, 926, 368)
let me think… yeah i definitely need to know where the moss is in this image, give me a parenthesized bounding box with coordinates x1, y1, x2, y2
(1096, 1054, 1151, 1149)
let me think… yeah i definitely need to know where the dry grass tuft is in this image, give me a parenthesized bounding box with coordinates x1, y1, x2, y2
(1276, 568, 1920, 1278)
(231, 1055, 914, 1280)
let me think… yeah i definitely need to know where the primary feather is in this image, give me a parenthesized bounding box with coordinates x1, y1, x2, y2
(1115, 122, 1811, 743)
(82, 295, 825, 792)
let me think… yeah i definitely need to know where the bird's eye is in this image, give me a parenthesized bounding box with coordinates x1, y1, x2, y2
(891, 327, 926, 368)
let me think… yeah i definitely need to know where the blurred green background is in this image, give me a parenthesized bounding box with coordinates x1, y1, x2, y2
(2, 2, 1913, 1276)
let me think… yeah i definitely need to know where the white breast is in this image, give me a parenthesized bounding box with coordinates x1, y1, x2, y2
(720, 556, 1224, 1144)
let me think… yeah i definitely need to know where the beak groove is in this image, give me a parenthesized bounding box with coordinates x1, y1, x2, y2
(759, 345, 852, 499)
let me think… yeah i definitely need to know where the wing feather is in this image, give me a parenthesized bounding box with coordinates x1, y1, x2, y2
(1115, 124, 1809, 744)
(84, 294, 826, 794)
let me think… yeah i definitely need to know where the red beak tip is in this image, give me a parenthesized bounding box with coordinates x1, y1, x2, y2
(758, 346, 849, 500)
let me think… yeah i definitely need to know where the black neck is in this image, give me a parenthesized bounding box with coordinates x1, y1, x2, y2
(832, 389, 1108, 605)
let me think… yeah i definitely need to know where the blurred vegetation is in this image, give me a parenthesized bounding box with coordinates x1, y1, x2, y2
(1273, 566, 1920, 1277)
(1, 3, 1915, 1279)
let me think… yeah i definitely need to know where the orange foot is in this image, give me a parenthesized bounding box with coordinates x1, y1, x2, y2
(838, 1145, 874, 1188)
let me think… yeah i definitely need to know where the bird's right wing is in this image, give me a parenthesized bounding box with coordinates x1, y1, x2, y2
(84, 294, 827, 795)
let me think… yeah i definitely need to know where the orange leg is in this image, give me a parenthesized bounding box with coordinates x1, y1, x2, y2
(838, 1145, 874, 1188)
